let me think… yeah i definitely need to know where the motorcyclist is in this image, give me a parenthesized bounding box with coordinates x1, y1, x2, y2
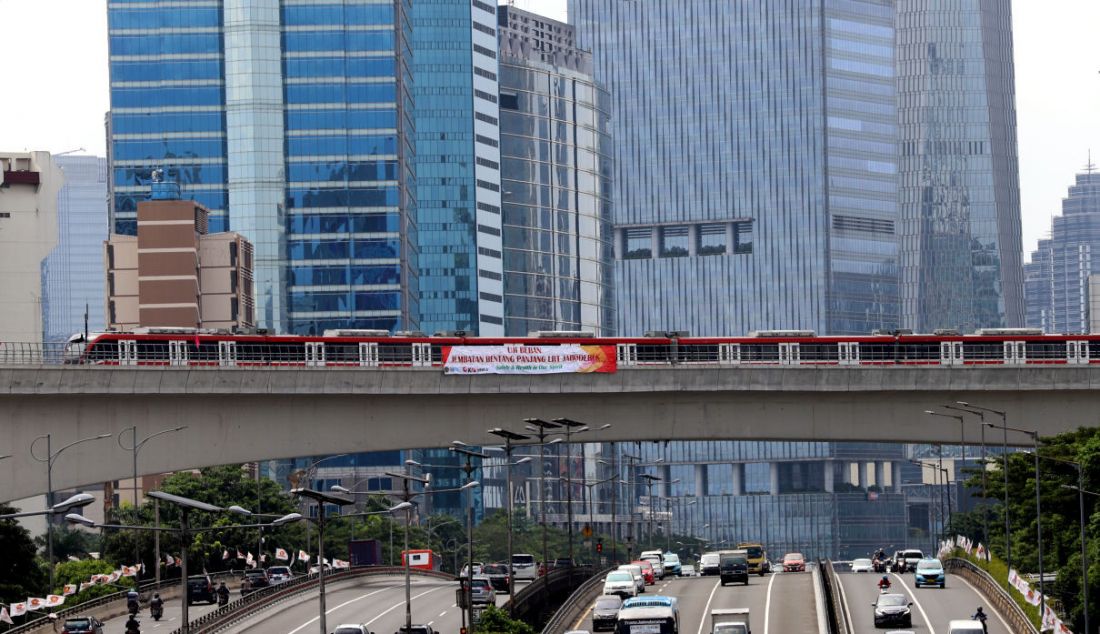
(216, 582, 230, 606)
(149, 593, 163, 620)
(126, 590, 140, 615)
(972, 607, 988, 633)
(125, 614, 141, 634)
(878, 575, 891, 591)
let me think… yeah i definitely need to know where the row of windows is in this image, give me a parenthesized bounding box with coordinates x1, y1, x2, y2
(289, 291, 401, 312)
(114, 165, 225, 188)
(286, 186, 400, 209)
(285, 83, 395, 105)
(288, 239, 400, 260)
(286, 134, 396, 157)
(285, 57, 396, 80)
(288, 160, 398, 183)
(283, 31, 395, 54)
(622, 222, 755, 260)
(290, 264, 400, 287)
(281, 4, 394, 27)
(109, 7, 221, 30)
(110, 33, 221, 56)
(111, 59, 222, 83)
(112, 111, 224, 135)
(287, 212, 400, 235)
(112, 85, 223, 108)
(112, 138, 226, 161)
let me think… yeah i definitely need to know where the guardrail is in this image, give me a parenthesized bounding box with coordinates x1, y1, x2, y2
(3, 572, 239, 634)
(818, 560, 852, 634)
(943, 558, 1037, 634)
(540, 567, 613, 634)
(504, 566, 597, 630)
(173, 567, 453, 634)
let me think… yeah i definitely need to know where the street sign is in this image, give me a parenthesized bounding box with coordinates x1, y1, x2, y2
(582, 524, 593, 538)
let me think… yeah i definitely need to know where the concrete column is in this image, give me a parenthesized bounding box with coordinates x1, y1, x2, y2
(874, 462, 885, 489)
(824, 461, 834, 493)
(694, 464, 707, 498)
(892, 462, 902, 493)
(731, 463, 745, 495)
(841, 461, 854, 486)
(769, 462, 780, 496)
(857, 462, 867, 489)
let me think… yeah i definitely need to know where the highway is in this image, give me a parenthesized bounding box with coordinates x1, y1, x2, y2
(572, 570, 818, 634)
(99, 599, 220, 633)
(836, 569, 1013, 634)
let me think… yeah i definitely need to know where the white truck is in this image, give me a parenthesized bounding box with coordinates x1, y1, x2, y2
(711, 608, 750, 634)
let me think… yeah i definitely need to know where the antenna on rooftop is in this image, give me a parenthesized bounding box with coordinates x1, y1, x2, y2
(1086, 150, 1096, 174)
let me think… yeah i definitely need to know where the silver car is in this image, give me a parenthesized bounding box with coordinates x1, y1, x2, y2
(469, 576, 496, 605)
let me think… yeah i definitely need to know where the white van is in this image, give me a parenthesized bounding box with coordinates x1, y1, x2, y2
(947, 620, 986, 634)
(617, 564, 646, 594)
(640, 550, 666, 579)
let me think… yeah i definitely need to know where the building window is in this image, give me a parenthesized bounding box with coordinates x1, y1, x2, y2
(624, 227, 652, 260)
(474, 89, 498, 104)
(697, 223, 727, 255)
(735, 220, 754, 254)
(660, 226, 690, 257)
(500, 93, 519, 110)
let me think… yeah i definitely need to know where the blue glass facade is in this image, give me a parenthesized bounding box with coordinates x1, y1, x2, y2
(411, 0, 504, 335)
(896, 0, 1024, 331)
(572, 0, 900, 337)
(107, 0, 418, 334)
(42, 156, 109, 344)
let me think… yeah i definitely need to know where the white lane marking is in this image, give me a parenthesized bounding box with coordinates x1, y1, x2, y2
(427, 621, 434, 627)
(953, 572, 1012, 632)
(438, 611, 447, 617)
(365, 587, 445, 626)
(285, 586, 396, 634)
(834, 572, 855, 633)
(892, 573, 936, 634)
(763, 569, 777, 634)
(695, 580, 722, 634)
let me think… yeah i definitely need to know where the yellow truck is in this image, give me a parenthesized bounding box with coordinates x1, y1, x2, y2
(736, 542, 767, 576)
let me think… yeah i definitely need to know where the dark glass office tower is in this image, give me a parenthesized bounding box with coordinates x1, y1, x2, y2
(896, 0, 1024, 332)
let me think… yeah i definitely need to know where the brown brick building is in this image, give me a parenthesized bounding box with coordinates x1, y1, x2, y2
(105, 198, 254, 330)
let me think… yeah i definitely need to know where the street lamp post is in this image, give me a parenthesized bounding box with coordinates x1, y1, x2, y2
(30, 432, 111, 590)
(985, 422, 1044, 619)
(1035, 455, 1090, 634)
(945, 404, 990, 544)
(488, 426, 532, 607)
(451, 443, 488, 631)
(552, 418, 602, 567)
(288, 488, 355, 634)
(117, 425, 187, 579)
(959, 402, 1010, 567)
(380, 468, 430, 633)
(911, 460, 949, 552)
(525, 418, 562, 588)
(639, 473, 662, 544)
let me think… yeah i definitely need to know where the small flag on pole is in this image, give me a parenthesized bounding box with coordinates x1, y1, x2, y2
(0, 607, 14, 624)
(45, 595, 65, 608)
(276, 548, 289, 561)
(298, 550, 311, 563)
(8, 603, 26, 618)
(62, 585, 77, 596)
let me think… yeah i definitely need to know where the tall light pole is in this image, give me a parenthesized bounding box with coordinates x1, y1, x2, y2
(488, 427, 531, 609)
(30, 432, 111, 590)
(911, 460, 948, 553)
(959, 401, 1010, 567)
(117, 425, 187, 578)
(451, 443, 487, 631)
(525, 418, 562, 588)
(1031, 453, 1091, 634)
(945, 404, 990, 544)
(926, 410, 965, 528)
(381, 468, 429, 633)
(639, 473, 662, 545)
(552, 419, 610, 566)
(288, 488, 355, 634)
(986, 422, 1044, 619)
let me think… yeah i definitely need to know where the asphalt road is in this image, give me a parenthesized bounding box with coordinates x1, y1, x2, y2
(572, 570, 818, 634)
(221, 575, 514, 634)
(99, 599, 221, 633)
(837, 570, 1014, 634)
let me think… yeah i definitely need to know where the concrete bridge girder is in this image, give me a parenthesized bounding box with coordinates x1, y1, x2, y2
(0, 365, 1097, 502)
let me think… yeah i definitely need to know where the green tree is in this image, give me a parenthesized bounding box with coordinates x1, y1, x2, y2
(0, 503, 47, 604)
(475, 604, 535, 634)
(34, 526, 100, 564)
(53, 559, 134, 604)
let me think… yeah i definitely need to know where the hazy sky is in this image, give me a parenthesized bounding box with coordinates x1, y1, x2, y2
(1, 0, 1096, 260)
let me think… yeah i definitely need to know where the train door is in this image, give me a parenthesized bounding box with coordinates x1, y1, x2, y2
(168, 340, 189, 366)
(1003, 341, 1026, 365)
(218, 341, 237, 367)
(412, 343, 432, 367)
(305, 342, 326, 367)
(779, 342, 800, 365)
(719, 343, 741, 365)
(117, 340, 137, 366)
(617, 343, 638, 366)
(359, 342, 380, 367)
(939, 341, 962, 365)
(838, 342, 859, 366)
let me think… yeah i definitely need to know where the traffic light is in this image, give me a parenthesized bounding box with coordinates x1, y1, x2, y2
(597, 539, 603, 554)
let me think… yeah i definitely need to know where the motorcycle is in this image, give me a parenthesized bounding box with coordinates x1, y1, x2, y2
(217, 592, 230, 608)
(150, 603, 163, 621)
(125, 617, 141, 634)
(127, 600, 140, 616)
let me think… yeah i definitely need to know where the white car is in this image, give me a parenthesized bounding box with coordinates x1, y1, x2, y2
(617, 564, 646, 593)
(603, 571, 638, 598)
(512, 554, 537, 581)
(640, 551, 665, 579)
(333, 625, 370, 634)
(680, 564, 697, 577)
(851, 558, 874, 573)
(947, 621, 986, 634)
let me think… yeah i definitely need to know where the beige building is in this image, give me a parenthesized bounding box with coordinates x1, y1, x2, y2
(105, 196, 255, 330)
(0, 151, 63, 342)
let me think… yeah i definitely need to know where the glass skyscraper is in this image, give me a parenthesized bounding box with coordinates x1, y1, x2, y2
(42, 156, 108, 344)
(896, 0, 1024, 332)
(570, 0, 900, 337)
(497, 6, 615, 335)
(107, 0, 419, 334)
(1024, 167, 1100, 333)
(411, 0, 504, 336)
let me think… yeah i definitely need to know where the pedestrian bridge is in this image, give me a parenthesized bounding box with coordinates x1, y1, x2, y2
(1, 363, 1097, 501)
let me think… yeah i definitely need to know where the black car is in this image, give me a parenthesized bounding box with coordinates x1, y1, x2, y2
(187, 575, 216, 605)
(591, 595, 622, 632)
(61, 617, 104, 634)
(872, 593, 913, 628)
(241, 569, 271, 595)
(719, 554, 749, 586)
(481, 564, 511, 592)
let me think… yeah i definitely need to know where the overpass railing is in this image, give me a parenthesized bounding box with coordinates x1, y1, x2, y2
(1, 571, 239, 634)
(540, 567, 613, 634)
(818, 559, 852, 634)
(170, 566, 452, 634)
(503, 565, 599, 631)
(943, 558, 1038, 634)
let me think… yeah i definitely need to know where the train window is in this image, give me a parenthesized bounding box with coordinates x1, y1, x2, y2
(378, 344, 414, 365)
(136, 340, 170, 362)
(741, 343, 780, 362)
(798, 343, 838, 362)
(679, 344, 719, 363)
(326, 343, 360, 364)
(961, 341, 1002, 361)
(634, 344, 672, 364)
(1025, 341, 1064, 363)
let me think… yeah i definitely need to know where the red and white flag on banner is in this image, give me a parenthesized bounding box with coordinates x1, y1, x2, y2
(26, 597, 45, 611)
(45, 595, 65, 608)
(108, 571, 121, 583)
(79, 582, 94, 592)
(122, 565, 137, 577)
(0, 607, 12, 625)
(276, 548, 289, 561)
(298, 550, 310, 563)
(8, 602, 26, 618)
(1043, 605, 1058, 630)
(63, 584, 77, 596)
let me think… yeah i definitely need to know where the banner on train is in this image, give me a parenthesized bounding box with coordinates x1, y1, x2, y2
(442, 344, 617, 375)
